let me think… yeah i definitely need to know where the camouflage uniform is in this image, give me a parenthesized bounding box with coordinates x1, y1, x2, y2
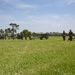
(63, 31, 66, 41)
(69, 30, 73, 41)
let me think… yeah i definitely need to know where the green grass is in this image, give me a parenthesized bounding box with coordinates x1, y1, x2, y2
(0, 36, 75, 75)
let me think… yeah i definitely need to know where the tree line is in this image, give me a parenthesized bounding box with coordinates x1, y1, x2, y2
(0, 23, 32, 40)
(0, 23, 75, 40)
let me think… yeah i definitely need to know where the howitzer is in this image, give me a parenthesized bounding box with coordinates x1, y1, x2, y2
(40, 33, 49, 40)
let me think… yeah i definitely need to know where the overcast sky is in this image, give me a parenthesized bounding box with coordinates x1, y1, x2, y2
(0, 0, 75, 33)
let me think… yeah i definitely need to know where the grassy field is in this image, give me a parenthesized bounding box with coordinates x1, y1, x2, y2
(0, 36, 75, 75)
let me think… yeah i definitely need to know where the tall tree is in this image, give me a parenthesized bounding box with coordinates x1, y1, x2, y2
(9, 23, 19, 35)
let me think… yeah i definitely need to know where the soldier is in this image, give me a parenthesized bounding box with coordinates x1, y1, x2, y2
(62, 30, 66, 41)
(69, 29, 73, 41)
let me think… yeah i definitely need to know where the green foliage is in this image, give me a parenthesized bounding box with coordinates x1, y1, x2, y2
(9, 23, 19, 34)
(23, 29, 31, 40)
(32, 32, 37, 37)
(5, 28, 11, 33)
(23, 29, 29, 36)
(0, 37, 75, 75)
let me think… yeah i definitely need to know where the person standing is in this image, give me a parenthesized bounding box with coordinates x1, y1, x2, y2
(69, 29, 73, 41)
(63, 30, 66, 41)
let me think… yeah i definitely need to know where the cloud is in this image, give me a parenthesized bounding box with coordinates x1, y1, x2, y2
(0, 12, 75, 32)
(64, 0, 75, 5)
(16, 4, 37, 9)
(0, 0, 37, 10)
(56, 0, 75, 6)
(2, 0, 13, 3)
(23, 14, 75, 32)
(43, 0, 75, 7)
(6, 13, 74, 32)
(1, 0, 17, 4)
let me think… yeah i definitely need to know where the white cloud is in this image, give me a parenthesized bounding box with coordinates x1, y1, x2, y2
(43, 0, 75, 7)
(0, 13, 75, 32)
(1, 0, 37, 9)
(16, 4, 37, 9)
(64, 0, 75, 5)
(24, 14, 75, 32)
(2, 0, 18, 4)
(3, 0, 13, 3)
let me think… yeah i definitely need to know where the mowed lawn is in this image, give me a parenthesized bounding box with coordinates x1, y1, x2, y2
(0, 37, 75, 75)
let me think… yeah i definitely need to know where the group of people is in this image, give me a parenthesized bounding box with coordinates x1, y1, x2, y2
(63, 29, 73, 41)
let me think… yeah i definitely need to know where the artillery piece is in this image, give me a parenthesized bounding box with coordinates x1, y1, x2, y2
(40, 33, 49, 40)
